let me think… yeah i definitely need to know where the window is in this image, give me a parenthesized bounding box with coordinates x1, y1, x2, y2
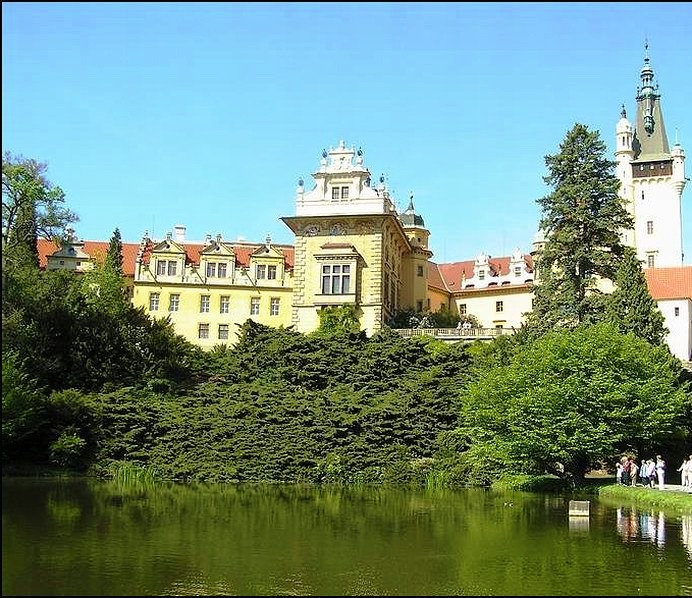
(646, 221, 654, 234)
(270, 297, 280, 316)
(459, 304, 467, 315)
(641, 190, 645, 201)
(417, 265, 424, 277)
(478, 270, 485, 281)
(674, 307, 680, 317)
(256, 264, 266, 279)
(514, 266, 522, 277)
(206, 263, 216, 277)
(200, 295, 210, 313)
(321, 264, 350, 294)
(416, 300, 423, 312)
(647, 254, 655, 268)
(496, 301, 504, 313)
(220, 295, 230, 314)
(267, 265, 277, 280)
(149, 292, 160, 311)
(341, 186, 349, 199)
(169, 294, 180, 312)
(250, 297, 260, 315)
(154, 260, 178, 276)
(218, 324, 229, 340)
(198, 323, 209, 339)
(332, 187, 340, 200)
(218, 263, 227, 278)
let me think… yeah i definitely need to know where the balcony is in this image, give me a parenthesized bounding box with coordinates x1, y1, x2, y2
(393, 327, 515, 342)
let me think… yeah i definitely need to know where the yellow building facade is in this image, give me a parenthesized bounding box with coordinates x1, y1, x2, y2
(130, 230, 295, 348)
(281, 141, 432, 336)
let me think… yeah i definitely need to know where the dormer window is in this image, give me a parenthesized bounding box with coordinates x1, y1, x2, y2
(157, 260, 177, 276)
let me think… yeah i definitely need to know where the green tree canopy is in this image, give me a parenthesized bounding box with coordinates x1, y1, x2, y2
(457, 323, 690, 484)
(2, 152, 78, 273)
(523, 124, 634, 339)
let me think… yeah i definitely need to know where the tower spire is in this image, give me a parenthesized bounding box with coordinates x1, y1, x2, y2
(633, 42, 669, 159)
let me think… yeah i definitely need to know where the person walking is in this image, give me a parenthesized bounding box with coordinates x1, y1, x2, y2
(621, 456, 631, 486)
(639, 459, 650, 486)
(616, 461, 624, 485)
(655, 455, 666, 490)
(678, 457, 689, 488)
(630, 459, 639, 487)
(647, 459, 657, 488)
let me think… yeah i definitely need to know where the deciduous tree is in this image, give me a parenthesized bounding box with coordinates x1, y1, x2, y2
(457, 323, 690, 484)
(2, 152, 78, 272)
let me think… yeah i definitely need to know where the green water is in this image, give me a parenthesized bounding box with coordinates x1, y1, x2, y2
(2, 477, 691, 596)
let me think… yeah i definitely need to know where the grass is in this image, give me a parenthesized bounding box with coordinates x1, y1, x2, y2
(598, 483, 692, 514)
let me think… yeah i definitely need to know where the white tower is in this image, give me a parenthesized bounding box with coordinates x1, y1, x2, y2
(616, 44, 686, 267)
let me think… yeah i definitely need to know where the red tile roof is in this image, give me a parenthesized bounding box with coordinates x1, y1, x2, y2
(426, 262, 449, 291)
(37, 238, 142, 276)
(644, 266, 692, 300)
(37, 238, 295, 276)
(434, 254, 534, 290)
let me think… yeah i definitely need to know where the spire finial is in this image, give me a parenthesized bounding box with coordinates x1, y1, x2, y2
(644, 37, 649, 61)
(621, 104, 626, 119)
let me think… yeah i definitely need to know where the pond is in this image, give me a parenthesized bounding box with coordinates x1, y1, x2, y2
(2, 477, 691, 596)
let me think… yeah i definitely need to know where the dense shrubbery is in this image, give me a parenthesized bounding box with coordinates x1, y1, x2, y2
(4, 311, 690, 488)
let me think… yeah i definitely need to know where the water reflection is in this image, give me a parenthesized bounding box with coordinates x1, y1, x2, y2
(3, 478, 692, 596)
(616, 507, 666, 547)
(683, 514, 692, 562)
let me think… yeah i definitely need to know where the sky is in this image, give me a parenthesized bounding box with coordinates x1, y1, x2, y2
(3, 2, 691, 264)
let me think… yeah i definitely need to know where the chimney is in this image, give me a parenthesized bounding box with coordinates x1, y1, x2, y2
(173, 225, 186, 242)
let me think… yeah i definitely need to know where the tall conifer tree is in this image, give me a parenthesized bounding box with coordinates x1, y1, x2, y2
(606, 247, 668, 346)
(106, 227, 124, 276)
(523, 123, 634, 339)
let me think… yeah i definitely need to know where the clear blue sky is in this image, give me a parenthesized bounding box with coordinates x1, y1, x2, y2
(3, 2, 691, 264)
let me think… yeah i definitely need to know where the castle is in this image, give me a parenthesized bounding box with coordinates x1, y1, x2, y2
(37, 49, 691, 361)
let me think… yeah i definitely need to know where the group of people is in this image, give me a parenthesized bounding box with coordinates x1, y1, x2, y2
(615, 455, 667, 490)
